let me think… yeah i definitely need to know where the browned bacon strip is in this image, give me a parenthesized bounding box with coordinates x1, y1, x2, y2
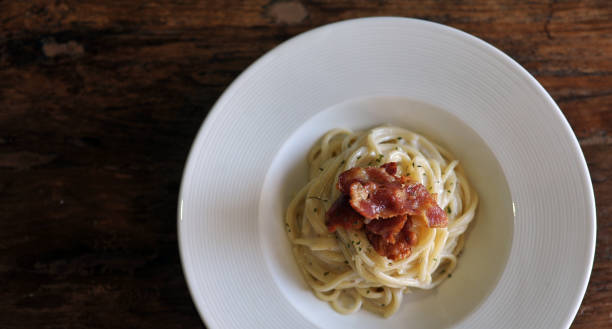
(380, 162, 398, 176)
(365, 215, 408, 244)
(337, 163, 448, 227)
(337, 165, 405, 221)
(366, 232, 412, 261)
(424, 200, 447, 228)
(325, 195, 364, 233)
(325, 162, 447, 260)
(337, 165, 399, 195)
(366, 216, 418, 261)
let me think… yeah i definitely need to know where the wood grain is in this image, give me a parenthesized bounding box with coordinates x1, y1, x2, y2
(0, 1, 610, 328)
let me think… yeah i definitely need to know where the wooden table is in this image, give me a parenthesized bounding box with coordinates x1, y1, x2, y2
(1, 1, 610, 328)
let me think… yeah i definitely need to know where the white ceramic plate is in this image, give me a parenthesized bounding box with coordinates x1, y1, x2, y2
(178, 17, 596, 329)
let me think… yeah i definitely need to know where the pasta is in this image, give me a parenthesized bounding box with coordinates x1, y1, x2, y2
(285, 126, 478, 317)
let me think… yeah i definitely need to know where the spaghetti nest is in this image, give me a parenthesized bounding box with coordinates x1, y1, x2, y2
(285, 126, 478, 317)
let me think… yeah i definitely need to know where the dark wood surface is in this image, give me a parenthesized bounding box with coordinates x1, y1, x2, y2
(1, 1, 610, 328)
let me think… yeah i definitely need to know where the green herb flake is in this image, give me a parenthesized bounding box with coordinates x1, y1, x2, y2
(446, 206, 451, 214)
(405, 173, 410, 176)
(344, 261, 349, 264)
(447, 190, 451, 193)
(417, 165, 422, 168)
(313, 208, 317, 212)
(397, 137, 402, 140)
(381, 304, 385, 307)
(433, 258, 438, 262)
(366, 290, 370, 294)
(448, 274, 452, 278)
(340, 160, 345, 165)
(357, 241, 361, 245)
(359, 247, 362, 251)
(324, 272, 329, 276)
(319, 167, 323, 171)
(357, 156, 362, 160)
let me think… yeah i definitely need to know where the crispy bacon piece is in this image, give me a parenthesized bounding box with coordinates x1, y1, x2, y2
(325, 195, 364, 233)
(366, 218, 418, 261)
(366, 216, 418, 260)
(380, 162, 398, 175)
(325, 162, 447, 260)
(365, 215, 408, 244)
(425, 202, 447, 228)
(367, 233, 412, 261)
(337, 165, 398, 195)
(337, 163, 448, 227)
(337, 165, 405, 221)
